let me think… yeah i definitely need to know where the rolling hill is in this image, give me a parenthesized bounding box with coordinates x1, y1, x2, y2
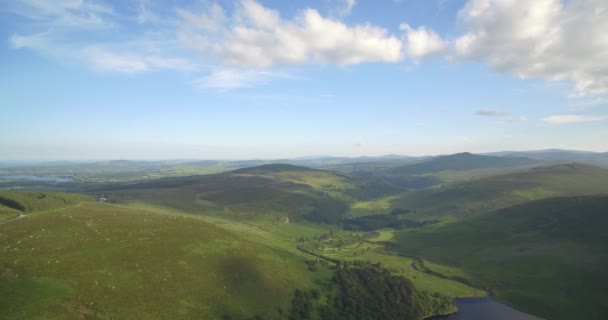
(388, 152, 539, 176)
(484, 149, 608, 161)
(394, 195, 608, 320)
(391, 163, 608, 220)
(0, 201, 331, 320)
(0, 191, 95, 224)
(0, 191, 459, 320)
(96, 164, 403, 224)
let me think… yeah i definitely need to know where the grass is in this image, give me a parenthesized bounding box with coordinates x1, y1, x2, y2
(350, 195, 399, 217)
(0, 191, 94, 213)
(388, 152, 538, 176)
(394, 195, 608, 320)
(390, 163, 608, 221)
(0, 185, 496, 320)
(101, 201, 487, 308)
(0, 202, 332, 320)
(98, 164, 402, 225)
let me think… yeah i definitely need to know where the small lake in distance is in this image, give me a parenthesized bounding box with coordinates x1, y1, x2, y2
(427, 298, 543, 320)
(1, 175, 75, 183)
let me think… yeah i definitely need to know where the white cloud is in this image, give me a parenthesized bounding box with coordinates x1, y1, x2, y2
(7, 1, 196, 75)
(7, 0, 115, 29)
(83, 47, 198, 73)
(337, 0, 357, 16)
(452, 0, 608, 97)
(10, 33, 54, 51)
(194, 68, 295, 90)
(542, 114, 608, 124)
(476, 109, 511, 116)
(178, 0, 404, 67)
(10, 31, 197, 74)
(135, 0, 160, 24)
(9, 0, 606, 95)
(400, 24, 447, 60)
(571, 97, 608, 110)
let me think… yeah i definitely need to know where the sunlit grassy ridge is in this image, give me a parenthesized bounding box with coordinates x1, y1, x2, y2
(394, 195, 608, 320)
(388, 152, 538, 176)
(391, 163, 608, 221)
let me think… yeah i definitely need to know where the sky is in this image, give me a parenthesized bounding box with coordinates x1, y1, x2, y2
(1, 0, 607, 160)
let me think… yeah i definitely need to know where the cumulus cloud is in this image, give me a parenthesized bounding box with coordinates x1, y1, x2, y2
(452, 0, 608, 97)
(542, 114, 608, 124)
(8, 0, 607, 95)
(400, 24, 447, 60)
(476, 109, 511, 116)
(177, 0, 404, 67)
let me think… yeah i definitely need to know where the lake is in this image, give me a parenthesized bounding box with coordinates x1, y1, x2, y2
(1, 175, 74, 183)
(427, 297, 544, 320)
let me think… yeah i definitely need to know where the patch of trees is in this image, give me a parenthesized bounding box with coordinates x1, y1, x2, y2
(0, 195, 25, 211)
(380, 175, 444, 190)
(287, 262, 453, 320)
(343, 179, 403, 200)
(287, 289, 321, 320)
(0, 192, 91, 213)
(304, 197, 349, 224)
(390, 208, 412, 216)
(343, 214, 439, 231)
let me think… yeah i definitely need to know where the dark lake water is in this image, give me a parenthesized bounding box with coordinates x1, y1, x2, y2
(428, 298, 543, 320)
(2, 175, 74, 183)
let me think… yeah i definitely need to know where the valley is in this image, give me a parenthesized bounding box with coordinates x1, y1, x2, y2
(1, 151, 607, 319)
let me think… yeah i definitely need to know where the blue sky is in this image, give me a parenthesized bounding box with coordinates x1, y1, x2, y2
(1, 0, 607, 160)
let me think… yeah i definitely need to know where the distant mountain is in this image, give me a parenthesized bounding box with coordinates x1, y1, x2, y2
(388, 152, 539, 175)
(484, 149, 608, 161)
(393, 163, 608, 220)
(395, 195, 608, 320)
(232, 163, 317, 174)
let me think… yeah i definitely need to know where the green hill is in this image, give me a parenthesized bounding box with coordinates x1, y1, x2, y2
(0, 192, 458, 320)
(388, 152, 538, 176)
(99, 164, 402, 224)
(394, 195, 608, 320)
(0, 191, 94, 213)
(0, 201, 332, 320)
(392, 163, 608, 220)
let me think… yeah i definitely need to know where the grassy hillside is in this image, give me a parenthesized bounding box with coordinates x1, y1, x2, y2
(392, 163, 608, 220)
(0, 191, 94, 213)
(0, 202, 331, 320)
(394, 195, 608, 320)
(0, 191, 479, 320)
(99, 164, 402, 224)
(388, 152, 538, 176)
